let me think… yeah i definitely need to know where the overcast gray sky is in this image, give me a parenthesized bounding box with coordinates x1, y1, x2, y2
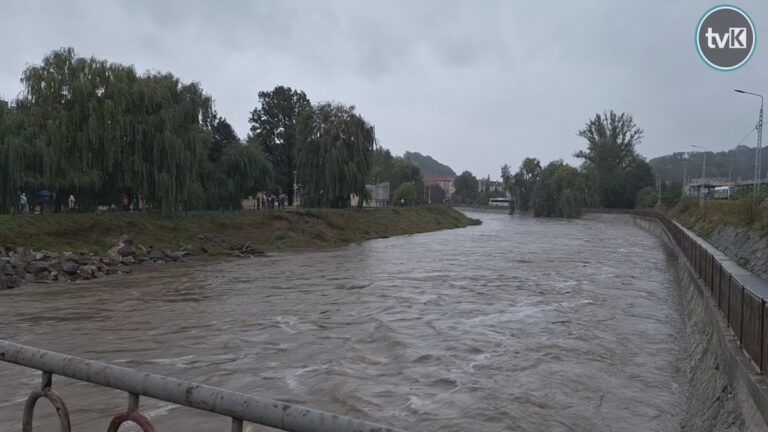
(1, 0, 767, 179)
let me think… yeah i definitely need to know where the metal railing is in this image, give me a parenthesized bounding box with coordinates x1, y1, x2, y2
(0, 340, 405, 432)
(629, 209, 768, 372)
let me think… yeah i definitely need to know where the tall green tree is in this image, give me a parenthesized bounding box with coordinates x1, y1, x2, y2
(429, 184, 446, 203)
(295, 103, 375, 208)
(452, 170, 478, 204)
(635, 186, 657, 208)
(0, 48, 271, 214)
(370, 146, 395, 184)
(248, 86, 311, 203)
(393, 183, 418, 206)
(369, 147, 424, 203)
(531, 161, 583, 218)
(207, 115, 239, 163)
(7, 48, 215, 214)
(575, 110, 653, 208)
(510, 158, 541, 211)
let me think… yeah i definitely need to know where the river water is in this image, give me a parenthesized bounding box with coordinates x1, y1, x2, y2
(0, 211, 687, 431)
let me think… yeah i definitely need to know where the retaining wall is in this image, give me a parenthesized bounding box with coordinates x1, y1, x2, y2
(592, 212, 768, 431)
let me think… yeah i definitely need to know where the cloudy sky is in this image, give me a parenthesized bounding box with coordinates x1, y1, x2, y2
(1, 0, 767, 178)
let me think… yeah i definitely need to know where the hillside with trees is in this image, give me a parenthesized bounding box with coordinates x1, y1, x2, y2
(403, 151, 456, 179)
(649, 145, 764, 183)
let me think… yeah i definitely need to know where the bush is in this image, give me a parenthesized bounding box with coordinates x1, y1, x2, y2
(736, 197, 762, 225)
(677, 197, 698, 213)
(393, 183, 418, 206)
(531, 160, 583, 218)
(635, 186, 657, 208)
(559, 189, 582, 218)
(661, 182, 682, 207)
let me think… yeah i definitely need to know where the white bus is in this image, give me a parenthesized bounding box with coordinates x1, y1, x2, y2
(713, 186, 733, 200)
(488, 197, 510, 207)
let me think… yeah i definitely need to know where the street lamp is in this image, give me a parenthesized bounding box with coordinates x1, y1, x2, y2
(681, 152, 688, 201)
(691, 145, 707, 207)
(735, 89, 764, 196)
(293, 169, 299, 213)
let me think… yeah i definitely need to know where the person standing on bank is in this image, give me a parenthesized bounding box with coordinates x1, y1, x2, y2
(19, 192, 27, 215)
(68, 194, 76, 212)
(121, 194, 130, 212)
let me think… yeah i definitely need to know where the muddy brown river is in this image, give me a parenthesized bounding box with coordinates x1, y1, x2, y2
(0, 211, 687, 431)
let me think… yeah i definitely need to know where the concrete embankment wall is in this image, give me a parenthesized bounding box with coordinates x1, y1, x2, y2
(709, 225, 768, 281)
(589, 213, 768, 431)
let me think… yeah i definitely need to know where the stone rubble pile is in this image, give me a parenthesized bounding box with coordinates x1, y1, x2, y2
(198, 234, 264, 258)
(0, 234, 195, 290)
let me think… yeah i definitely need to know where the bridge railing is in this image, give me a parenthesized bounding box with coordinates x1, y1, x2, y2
(0, 340, 406, 432)
(628, 209, 768, 372)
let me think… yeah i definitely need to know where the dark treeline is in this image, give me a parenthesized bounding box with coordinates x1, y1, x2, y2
(649, 145, 767, 184)
(500, 110, 655, 218)
(0, 48, 429, 214)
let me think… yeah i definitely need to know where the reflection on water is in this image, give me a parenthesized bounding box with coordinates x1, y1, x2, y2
(0, 212, 686, 431)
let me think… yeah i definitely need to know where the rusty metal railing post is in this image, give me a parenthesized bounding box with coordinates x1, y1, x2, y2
(761, 299, 766, 372)
(22, 371, 71, 432)
(106, 392, 155, 432)
(740, 279, 745, 344)
(231, 418, 244, 432)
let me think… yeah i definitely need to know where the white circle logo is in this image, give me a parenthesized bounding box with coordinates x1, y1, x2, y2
(696, 5, 756, 71)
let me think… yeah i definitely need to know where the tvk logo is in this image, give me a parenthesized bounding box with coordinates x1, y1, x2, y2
(696, 5, 755, 71)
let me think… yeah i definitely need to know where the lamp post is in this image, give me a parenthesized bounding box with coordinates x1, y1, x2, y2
(735, 89, 764, 196)
(691, 145, 707, 207)
(682, 152, 688, 200)
(293, 170, 298, 213)
(657, 177, 661, 206)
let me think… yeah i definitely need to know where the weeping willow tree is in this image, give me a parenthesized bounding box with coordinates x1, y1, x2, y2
(199, 141, 273, 210)
(0, 48, 271, 214)
(295, 103, 375, 208)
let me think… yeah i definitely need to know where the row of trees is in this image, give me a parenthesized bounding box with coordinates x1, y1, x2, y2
(0, 48, 416, 213)
(500, 111, 655, 218)
(0, 48, 267, 214)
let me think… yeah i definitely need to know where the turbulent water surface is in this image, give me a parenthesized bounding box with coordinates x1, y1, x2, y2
(0, 211, 687, 431)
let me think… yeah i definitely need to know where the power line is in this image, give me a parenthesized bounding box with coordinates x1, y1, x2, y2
(735, 123, 757, 147)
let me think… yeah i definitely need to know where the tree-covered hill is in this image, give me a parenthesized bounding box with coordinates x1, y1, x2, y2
(649, 145, 764, 182)
(403, 151, 456, 179)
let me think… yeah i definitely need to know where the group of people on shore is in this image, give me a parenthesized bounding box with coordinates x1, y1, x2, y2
(17, 191, 76, 215)
(256, 193, 288, 210)
(16, 190, 289, 214)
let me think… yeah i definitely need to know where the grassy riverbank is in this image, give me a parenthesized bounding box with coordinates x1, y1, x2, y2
(0, 206, 479, 255)
(665, 199, 768, 279)
(666, 199, 765, 238)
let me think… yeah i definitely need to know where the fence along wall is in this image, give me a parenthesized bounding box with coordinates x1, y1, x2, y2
(632, 210, 768, 373)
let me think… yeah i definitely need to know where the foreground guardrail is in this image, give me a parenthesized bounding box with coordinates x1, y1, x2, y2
(0, 340, 405, 432)
(627, 209, 768, 373)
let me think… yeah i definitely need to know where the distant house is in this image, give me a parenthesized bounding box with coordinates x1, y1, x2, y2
(366, 182, 391, 207)
(424, 176, 455, 198)
(477, 177, 506, 195)
(350, 182, 391, 207)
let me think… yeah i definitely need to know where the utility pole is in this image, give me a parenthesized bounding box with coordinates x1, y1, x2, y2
(682, 153, 688, 200)
(691, 145, 707, 208)
(657, 177, 661, 205)
(293, 170, 298, 212)
(735, 90, 764, 197)
(759, 103, 764, 196)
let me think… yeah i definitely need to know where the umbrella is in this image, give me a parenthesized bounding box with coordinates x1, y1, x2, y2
(37, 190, 51, 197)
